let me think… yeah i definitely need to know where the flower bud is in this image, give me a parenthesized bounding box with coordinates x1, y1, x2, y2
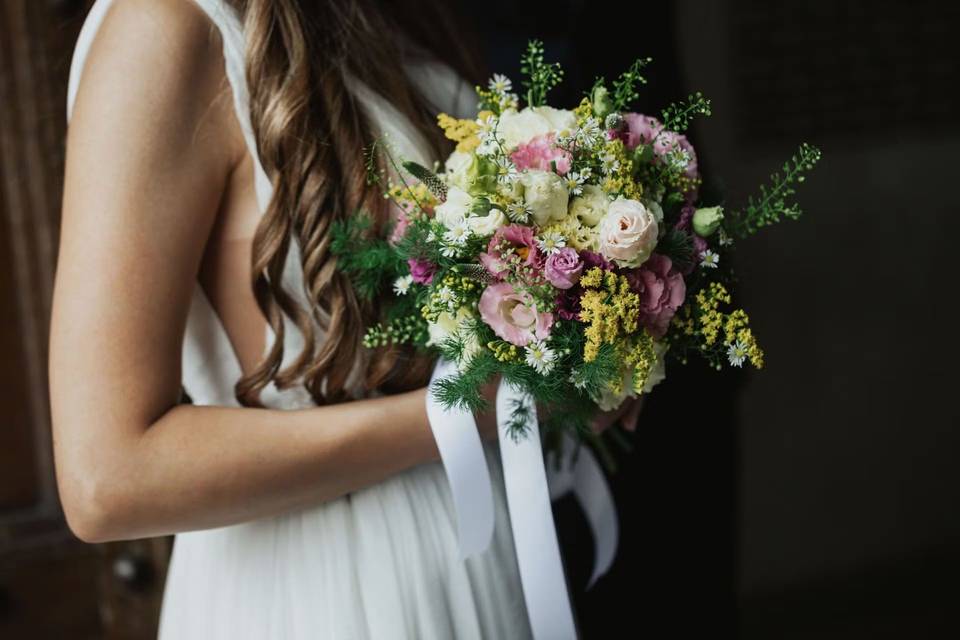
(692, 206, 724, 237)
(591, 85, 614, 120)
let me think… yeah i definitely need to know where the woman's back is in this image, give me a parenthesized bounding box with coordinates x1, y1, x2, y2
(63, 0, 530, 637)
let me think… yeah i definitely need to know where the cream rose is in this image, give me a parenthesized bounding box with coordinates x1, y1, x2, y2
(520, 170, 569, 226)
(498, 106, 578, 149)
(570, 184, 610, 227)
(598, 197, 659, 267)
(425, 306, 472, 347)
(467, 207, 508, 237)
(435, 186, 473, 227)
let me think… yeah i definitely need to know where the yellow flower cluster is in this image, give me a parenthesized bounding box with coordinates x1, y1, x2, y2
(421, 274, 478, 322)
(476, 87, 518, 114)
(578, 267, 641, 362)
(574, 97, 594, 124)
(679, 281, 765, 368)
(487, 340, 521, 363)
(386, 181, 437, 217)
(625, 332, 657, 393)
(601, 138, 642, 200)
(542, 217, 598, 252)
(437, 113, 480, 153)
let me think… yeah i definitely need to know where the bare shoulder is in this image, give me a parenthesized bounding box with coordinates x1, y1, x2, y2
(70, 0, 243, 166)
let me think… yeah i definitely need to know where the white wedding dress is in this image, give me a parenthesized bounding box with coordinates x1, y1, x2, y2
(67, 1, 532, 638)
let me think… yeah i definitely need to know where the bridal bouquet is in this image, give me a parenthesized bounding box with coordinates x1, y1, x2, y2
(333, 41, 820, 439)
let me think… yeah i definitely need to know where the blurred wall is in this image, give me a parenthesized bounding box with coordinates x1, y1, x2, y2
(675, 0, 960, 634)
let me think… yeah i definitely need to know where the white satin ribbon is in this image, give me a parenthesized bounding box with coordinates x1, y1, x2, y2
(426, 359, 619, 640)
(545, 435, 620, 588)
(496, 379, 577, 640)
(425, 359, 495, 558)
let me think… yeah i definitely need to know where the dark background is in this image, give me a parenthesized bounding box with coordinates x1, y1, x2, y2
(463, 0, 960, 637)
(1, 0, 959, 637)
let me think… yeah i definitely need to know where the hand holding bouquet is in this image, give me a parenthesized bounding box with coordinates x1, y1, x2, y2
(333, 41, 821, 443)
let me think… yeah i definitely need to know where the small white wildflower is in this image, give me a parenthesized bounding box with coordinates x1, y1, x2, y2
(563, 171, 588, 196)
(699, 249, 720, 269)
(665, 148, 691, 173)
(435, 285, 457, 310)
(600, 152, 620, 175)
(506, 200, 531, 223)
(727, 340, 748, 367)
(525, 341, 557, 375)
(393, 274, 413, 296)
(477, 113, 498, 139)
(488, 73, 513, 95)
(576, 117, 603, 147)
(537, 231, 567, 255)
(494, 156, 519, 185)
(718, 228, 734, 247)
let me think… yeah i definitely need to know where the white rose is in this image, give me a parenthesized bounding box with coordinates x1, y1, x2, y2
(435, 186, 473, 227)
(598, 197, 659, 267)
(444, 151, 475, 191)
(520, 170, 569, 226)
(497, 106, 577, 149)
(467, 208, 508, 237)
(425, 306, 473, 347)
(569, 184, 610, 227)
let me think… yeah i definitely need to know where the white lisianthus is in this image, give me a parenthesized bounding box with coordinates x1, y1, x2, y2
(593, 368, 636, 412)
(435, 186, 473, 227)
(497, 106, 578, 149)
(443, 151, 477, 192)
(467, 208, 508, 237)
(569, 184, 610, 227)
(597, 196, 659, 267)
(520, 170, 569, 226)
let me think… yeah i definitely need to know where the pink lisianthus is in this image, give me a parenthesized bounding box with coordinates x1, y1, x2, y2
(407, 258, 437, 285)
(625, 253, 686, 338)
(510, 133, 572, 175)
(479, 224, 541, 279)
(544, 248, 583, 289)
(479, 282, 554, 346)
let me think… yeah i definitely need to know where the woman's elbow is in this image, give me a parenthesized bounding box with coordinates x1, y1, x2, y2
(58, 466, 134, 544)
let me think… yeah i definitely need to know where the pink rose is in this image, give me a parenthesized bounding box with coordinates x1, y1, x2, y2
(479, 282, 553, 346)
(510, 133, 572, 175)
(479, 224, 541, 279)
(598, 197, 659, 267)
(544, 248, 583, 289)
(407, 258, 437, 285)
(626, 254, 686, 338)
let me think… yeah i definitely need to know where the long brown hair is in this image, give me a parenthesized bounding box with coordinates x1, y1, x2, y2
(227, 0, 484, 406)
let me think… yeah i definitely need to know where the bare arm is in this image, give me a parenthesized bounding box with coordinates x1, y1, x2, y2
(50, 0, 467, 543)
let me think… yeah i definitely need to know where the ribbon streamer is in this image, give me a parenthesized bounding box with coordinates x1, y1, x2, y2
(425, 359, 495, 558)
(496, 379, 577, 640)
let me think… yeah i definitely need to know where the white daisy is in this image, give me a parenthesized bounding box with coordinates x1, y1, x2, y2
(575, 117, 603, 148)
(537, 231, 567, 255)
(477, 113, 498, 139)
(488, 73, 513, 95)
(525, 341, 557, 375)
(494, 156, 519, 185)
(393, 274, 413, 296)
(600, 152, 620, 175)
(726, 340, 748, 367)
(505, 200, 531, 223)
(563, 171, 589, 196)
(699, 249, 720, 269)
(665, 147, 691, 173)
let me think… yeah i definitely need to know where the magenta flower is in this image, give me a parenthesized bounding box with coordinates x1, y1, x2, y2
(625, 253, 686, 338)
(479, 224, 541, 279)
(544, 248, 583, 289)
(510, 133, 573, 175)
(407, 258, 437, 285)
(479, 282, 554, 346)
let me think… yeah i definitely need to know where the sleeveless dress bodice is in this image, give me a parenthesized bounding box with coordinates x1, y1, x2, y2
(67, 1, 532, 637)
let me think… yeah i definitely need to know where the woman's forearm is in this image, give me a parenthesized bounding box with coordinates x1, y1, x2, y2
(60, 388, 437, 543)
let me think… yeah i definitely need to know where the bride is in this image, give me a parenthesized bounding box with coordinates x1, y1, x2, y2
(50, 0, 640, 637)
